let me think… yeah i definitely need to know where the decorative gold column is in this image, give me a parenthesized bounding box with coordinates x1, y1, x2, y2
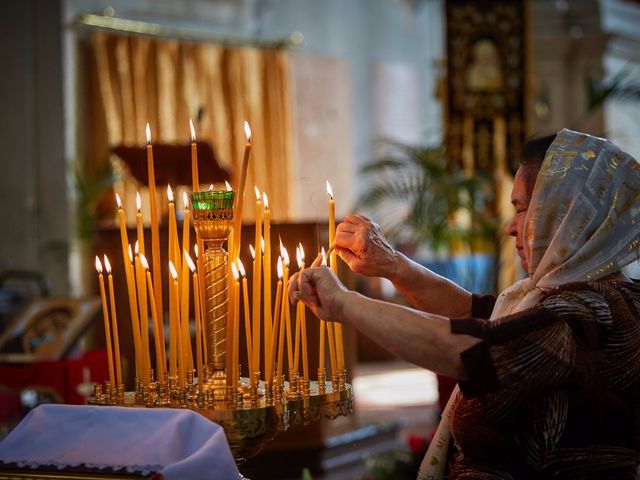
(190, 190, 235, 393)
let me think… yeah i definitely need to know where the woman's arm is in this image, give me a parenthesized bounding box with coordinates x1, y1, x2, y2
(290, 267, 480, 379)
(335, 215, 472, 318)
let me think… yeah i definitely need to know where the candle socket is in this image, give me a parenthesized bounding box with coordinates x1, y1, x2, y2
(94, 384, 104, 405)
(317, 369, 326, 394)
(331, 374, 339, 392)
(116, 384, 125, 405)
(264, 381, 273, 405)
(288, 370, 299, 399)
(338, 370, 347, 391)
(197, 392, 206, 409)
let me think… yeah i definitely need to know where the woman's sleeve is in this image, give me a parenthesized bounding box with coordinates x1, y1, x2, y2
(450, 290, 614, 398)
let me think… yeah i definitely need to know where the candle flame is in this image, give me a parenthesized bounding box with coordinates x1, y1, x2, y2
(225, 180, 232, 192)
(135, 240, 140, 255)
(231, 261, 239, 281)
(185, 251, 196, 272)
(136, 191, 141, 212)
(128, 244, 133, 263)
(254, 186, 260, 201)
(263, 192, 269, 210)
(280, 240, 290, 266)
(167, 185, 174, 202)
(189, 118, 196, 142)
(249, 244, 255, 259)
(194, 243, 199, 259)
(296, 243, 305, 268)
(277, 256, 283, 279)
(326, 180, 334, 199)
(183, 191, 189, 209)
(104, 255, 112, 274)
(321, 246, 327, 267)
(237, 258, 246, 277)
(95, 256, 103, 274)
(169, 261, 178, 281)
(209, 184, 214, 191)
(145, 123, 151, 145)
(261, 236, 265, 254)
(115, 192, 122, 209)
(244, 121, 252, 143)
(140, 253, 150, 270)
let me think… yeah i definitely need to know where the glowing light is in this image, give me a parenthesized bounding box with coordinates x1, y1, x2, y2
(189, 118, 196, 143)
(95, 256, 103, 274)
(326, 180, 334, 199)
(244, 121, 252, 143)
(185, 251, 196, 272)
(115, 193, 122, 209)
(167, 185, 174, 203)
(169, 261, 178, 281)
(104, 255, 112, 274)
(277, 256, 283, 279)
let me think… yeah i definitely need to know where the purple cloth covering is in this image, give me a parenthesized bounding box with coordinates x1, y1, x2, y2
(0, 404, 239, 479)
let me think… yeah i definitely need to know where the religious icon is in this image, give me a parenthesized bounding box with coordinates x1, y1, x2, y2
(0, 298, 100, 362)
(466, 38, 504, 92)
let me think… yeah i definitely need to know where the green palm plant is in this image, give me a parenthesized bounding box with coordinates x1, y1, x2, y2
(357, 141, 498, 255)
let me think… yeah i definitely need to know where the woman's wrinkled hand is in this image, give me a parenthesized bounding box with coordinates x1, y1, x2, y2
(288, 267, 349, 322)
(334, 214, 398, 278)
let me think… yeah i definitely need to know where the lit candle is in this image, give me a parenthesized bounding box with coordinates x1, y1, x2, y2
(141, 254, 166, 383)
(146, 123, 163, 329)
(233, 121, 252, 261)
(135, 192, 145, 255)
(238, 259, 253, 378)
(250, 242, 261, 376)
(185, 252, 203, 388)
(95, 256, 115, 388)
(134, 241, 150, 383)
(180, 250, 193, 380)
(169, 261, 180, 382)
(327, 181, 345, 373)
(180, 193, 193, 371)
(296, 244, 308, 379)
(103, 255, 122, 386)
(318, 247, 327, 376)
(262, 192, 272, 378)
(115, 194, 141, 380)
(128, 245, 143, 379)
(278, 242, 292, 380)
(231, 261, 240, 392)
(267, 256, 283, 384)
(190, 118, 200, 192)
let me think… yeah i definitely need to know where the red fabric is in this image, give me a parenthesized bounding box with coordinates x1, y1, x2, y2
(0, 350, 109, 422)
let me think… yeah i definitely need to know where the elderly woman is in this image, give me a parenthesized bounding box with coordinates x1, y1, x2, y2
(290, 129, 640, 479)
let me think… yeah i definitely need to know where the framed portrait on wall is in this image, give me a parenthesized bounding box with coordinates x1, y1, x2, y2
(0, 297, 101, 363)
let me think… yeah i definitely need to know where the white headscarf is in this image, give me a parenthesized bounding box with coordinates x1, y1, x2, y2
(493, 128, 640, 317)
(419, 129, 640, 480)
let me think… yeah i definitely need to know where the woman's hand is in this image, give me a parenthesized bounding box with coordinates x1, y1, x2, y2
(334, 214, 399, 278)
(288, 267, 349, 322)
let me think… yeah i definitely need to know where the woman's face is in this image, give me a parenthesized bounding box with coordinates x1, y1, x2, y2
(506, 168, 532, 273)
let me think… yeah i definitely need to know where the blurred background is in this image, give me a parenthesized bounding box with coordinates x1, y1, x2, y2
(0, 1, 639, 478)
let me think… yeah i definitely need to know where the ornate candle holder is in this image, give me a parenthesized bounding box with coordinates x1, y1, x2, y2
(190, 190, 234, 398)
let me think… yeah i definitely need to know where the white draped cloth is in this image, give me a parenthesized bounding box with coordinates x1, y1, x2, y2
(419, 128, 640, 479)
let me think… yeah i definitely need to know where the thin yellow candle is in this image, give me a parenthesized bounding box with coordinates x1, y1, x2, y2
(318, 247, 327, 375)
(190, 118, 200, 192)
(233, 121, 252, 261)
(250, 242, 261, 376)
(115, 194, 141, 380)
(262, 192, 272, 378)
(180, 193, 194, 371)
(169, 261, 180, 381)
(231, 262, 240, 392)
(135, 192, 145, 255)
(180, 250, 193, 379)
(103, 256, 122, 386)
(296, 244, 308, 379)
(238, 259, 253, 378)
(134, 242, 150, 383)
(327, 181, 345, 373)
(185, 253, 203, 388)
(95, 257, 115, 388)
(167, 185, 180, 272)
(267, 257, 283, 384)
(141, 254, 165, 382)
(146, 123, 162, 329)
(195, 244, 208, 364)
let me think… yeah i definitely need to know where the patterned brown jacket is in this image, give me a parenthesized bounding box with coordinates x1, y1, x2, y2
(448, 280, 640, 479)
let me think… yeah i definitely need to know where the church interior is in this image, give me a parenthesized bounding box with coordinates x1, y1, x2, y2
(1, 0, 639, 478)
